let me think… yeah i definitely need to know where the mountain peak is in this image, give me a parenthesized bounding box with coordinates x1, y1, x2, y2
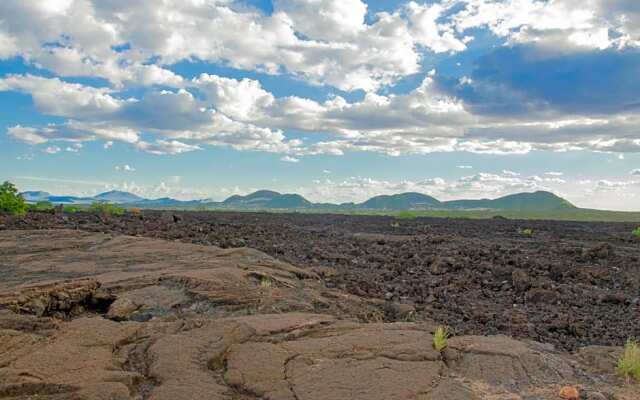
(360, 192, 441, 210)
(94, 190, 144, 203)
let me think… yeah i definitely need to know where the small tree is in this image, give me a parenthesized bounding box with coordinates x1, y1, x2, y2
(0, 181, 27, 215)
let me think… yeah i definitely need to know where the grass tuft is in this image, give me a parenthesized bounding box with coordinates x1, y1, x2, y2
(633, 227, 640, 238)
(260, 277, 273, 289)
(617, 338, 640, 382)
(518, 228, 533, 236)
(433, 325, 450, 352)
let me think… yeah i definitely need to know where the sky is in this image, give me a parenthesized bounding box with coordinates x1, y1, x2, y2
(1, 0, 640, 210)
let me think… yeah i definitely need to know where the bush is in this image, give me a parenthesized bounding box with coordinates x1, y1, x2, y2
(617, 338, 640, 382)
(63, 205, 83, 213)
(518, 228, 533, 236)
(89, 202, 124, 216)
(633, 227, 640, 238)
(29, 201, 54, 212)
(0, 181, 27, 215)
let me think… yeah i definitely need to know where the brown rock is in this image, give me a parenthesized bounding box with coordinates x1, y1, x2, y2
(512, 269, 532, 293)
(526, 288, 559, 304)
(559, 386, 580, 400)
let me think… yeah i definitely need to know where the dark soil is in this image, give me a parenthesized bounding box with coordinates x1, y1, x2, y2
(2, 210, 639, 351)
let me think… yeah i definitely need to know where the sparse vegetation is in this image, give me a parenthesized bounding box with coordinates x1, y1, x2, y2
(396, 211, 418, 220)
(518, 228, 533, 236)
(433, 326, 450, 352)
(0, 181, 27, 215)
(633, 227, 640, 238)
(617, 338, 640, 382)
(62, 205, 83, 213)
(88, 202, 125, 216)
(29, 201, 54, 212)
(260, 277, 273, 288)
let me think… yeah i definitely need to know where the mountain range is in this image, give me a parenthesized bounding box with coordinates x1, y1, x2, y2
(20, 189, 576, 212)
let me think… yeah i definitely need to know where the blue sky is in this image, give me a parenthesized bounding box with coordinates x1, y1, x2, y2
(1, 0, 640, 210)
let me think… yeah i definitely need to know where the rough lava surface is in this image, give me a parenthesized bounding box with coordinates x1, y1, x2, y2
(0, 228, 637, 399)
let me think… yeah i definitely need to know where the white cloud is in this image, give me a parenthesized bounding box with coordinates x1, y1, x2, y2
(43, 145, 61, 154)
(115, 164, 135, 172)
(280, 155, 300, 163)
(451, 0, 640, 50)
(134, 140, 201, 156)
(0, 1, 639, 160)
(66, 143, 82, 153)
(457, 165, 473, 169)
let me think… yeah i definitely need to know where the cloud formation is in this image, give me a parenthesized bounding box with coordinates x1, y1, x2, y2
(0, 0, 639, 159)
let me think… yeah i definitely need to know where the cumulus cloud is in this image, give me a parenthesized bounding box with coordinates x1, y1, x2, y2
(437, 46, 640, 116)
(1, 0, 640, 159)
(451, 0, 640, 51)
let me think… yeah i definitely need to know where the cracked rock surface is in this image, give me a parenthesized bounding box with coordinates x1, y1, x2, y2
(0, 229, 637, 399)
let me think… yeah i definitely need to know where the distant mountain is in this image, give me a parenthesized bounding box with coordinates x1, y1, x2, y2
(20, 191, 52, 202)
(264, 194, 311, 209)
(20, 188, 577, 213)
(360, 192, 441, 210)
(443, 191, 575, 211)
(94, 190, 144, 203)
(222, 191, 313, 209)
(223, 190, 281, 207)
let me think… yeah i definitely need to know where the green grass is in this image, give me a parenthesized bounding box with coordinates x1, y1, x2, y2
(433, 326, 450, 352)
(28, 201, 55, 212)
(88, 202, 125, 216)
(633, 227, 640, 238)
(396, 211, 418, 220)
(260, 277, 273, 288)
(518, 228, 533, 236)
(617, 338, 640, 382)
(383, 209, 640, 223)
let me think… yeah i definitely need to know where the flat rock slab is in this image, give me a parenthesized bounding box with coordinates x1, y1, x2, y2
(0, 229, 637, 400)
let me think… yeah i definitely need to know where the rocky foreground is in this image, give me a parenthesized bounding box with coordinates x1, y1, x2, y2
(0, 229, 637, 399)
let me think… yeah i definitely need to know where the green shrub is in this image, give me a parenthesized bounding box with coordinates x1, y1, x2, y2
(29, 201, 54, 212)
(433, 326, 450, 352)
(518, 228, 533, 236)
(89, 202, 124, 216)
(0, 181, 27, 215)
(633, 227, 640, 238)
(62, 205, 83, 213)
(396, 211, 418, 220)
(617, 338, 640, 382)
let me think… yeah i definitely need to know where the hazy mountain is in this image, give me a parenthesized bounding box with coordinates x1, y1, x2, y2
(443, 191, 575, 211)
(223, 190, 281, 207)
(21, 189, 577, 212)
(360, 192, 441, 210)
(264, 194, 311, 209)
(94, 190, 144, 203)
(20, 191, 52, 202)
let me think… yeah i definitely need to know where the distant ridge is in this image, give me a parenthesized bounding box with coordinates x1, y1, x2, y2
(360, 192, 441, 210)
(20, 188, 577, 212)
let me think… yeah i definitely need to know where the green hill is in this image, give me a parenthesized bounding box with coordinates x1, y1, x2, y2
(359, 192, 441, 210)
(443, 191, 575, 211)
